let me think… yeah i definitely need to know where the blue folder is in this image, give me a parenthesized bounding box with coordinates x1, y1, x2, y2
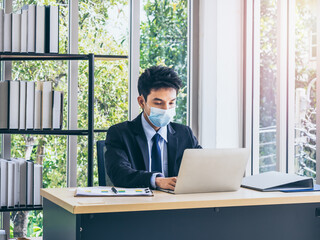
(280, 184, 320, 192)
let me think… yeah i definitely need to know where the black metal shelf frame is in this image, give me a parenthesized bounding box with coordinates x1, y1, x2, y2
(0, 129, 89, 135)
(0, 206, 43, 212)
(0, 53, 126, 188)
(0, 52, 128, 61)
(0, 129, 108, 135)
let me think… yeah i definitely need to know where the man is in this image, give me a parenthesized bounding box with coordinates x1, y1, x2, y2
(105, 66, 201, 190)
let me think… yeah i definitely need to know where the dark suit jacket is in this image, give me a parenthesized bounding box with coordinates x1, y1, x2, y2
(105, 113, 201, 188)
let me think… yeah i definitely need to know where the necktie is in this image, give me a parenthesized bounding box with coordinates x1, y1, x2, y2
(151, 133, 162, 173)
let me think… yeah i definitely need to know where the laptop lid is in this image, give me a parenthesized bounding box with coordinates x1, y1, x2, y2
(173, 148, 249, 194)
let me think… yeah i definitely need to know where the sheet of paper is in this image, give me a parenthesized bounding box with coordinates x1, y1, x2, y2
(74, 187, 153, 197)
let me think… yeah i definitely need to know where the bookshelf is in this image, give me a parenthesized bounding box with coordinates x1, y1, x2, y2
(0, 53, 127, 211)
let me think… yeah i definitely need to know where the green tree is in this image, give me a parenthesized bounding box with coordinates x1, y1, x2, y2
(140, 0, 188, 125)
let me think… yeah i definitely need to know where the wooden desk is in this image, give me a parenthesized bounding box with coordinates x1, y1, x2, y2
(41, 188, 320, 240)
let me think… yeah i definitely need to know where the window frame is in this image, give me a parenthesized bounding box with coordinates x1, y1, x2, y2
(129, 0, 140, 120)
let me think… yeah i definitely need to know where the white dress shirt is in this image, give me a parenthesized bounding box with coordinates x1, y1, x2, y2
(141, 113, 168, 188)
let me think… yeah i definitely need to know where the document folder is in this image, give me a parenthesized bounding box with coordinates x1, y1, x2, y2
(241, 171, 314, 192)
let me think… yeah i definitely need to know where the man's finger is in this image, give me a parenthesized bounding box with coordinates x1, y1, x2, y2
(169, 181, 176, 187)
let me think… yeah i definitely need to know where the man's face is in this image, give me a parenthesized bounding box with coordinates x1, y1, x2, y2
(138, 88, 177, 116)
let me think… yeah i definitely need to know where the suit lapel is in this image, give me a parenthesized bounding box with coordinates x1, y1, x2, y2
(131, 113, 149, 171)
(135, 134, 149, 170)
(167, 123, 178, 176)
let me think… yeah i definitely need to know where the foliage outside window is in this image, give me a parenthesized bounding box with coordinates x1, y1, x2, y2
(77, 0, 129, 187)
(259, 0, 278, 173)
(140, 0, 188, 125)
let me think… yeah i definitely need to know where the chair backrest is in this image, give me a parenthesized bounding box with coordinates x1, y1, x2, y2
(96, 140, 113, 186)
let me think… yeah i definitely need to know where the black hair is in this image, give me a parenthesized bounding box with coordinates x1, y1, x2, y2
(138, 66, 182, 101)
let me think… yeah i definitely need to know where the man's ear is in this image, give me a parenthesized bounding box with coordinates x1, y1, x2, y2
(137, 95, 145, 109)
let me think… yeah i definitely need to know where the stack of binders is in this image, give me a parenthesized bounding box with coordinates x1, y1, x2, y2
(0, 80, 64, 130)
(0, 158, 43, 208)
(0, 4, 59, 53)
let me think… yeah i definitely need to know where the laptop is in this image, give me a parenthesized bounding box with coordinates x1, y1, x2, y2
(160, 148, 249, 194)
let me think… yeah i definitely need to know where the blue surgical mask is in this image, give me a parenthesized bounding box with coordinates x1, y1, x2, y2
(146, 105, 176, 128)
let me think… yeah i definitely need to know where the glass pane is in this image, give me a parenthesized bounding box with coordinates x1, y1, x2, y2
(312, 46, 317, 58)
(294, 0, 317, 178)
(312, 34, 317, 45)
(77, 135, 88, 187)
(140, 0, 188, 125)
(78, 0, 129, 187)
(11, 135, 68, 188)
(78, 1, 129, 55)
(259, 0, 278, 173)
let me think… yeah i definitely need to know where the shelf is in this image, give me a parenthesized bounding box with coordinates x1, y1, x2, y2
(95, 55, 128, 61)
(0, 129, 109, 135)
(9, 238, 42, 240)
(94, 129, 109, 133)
(0, 52, 128, 61)
(0, 53, 88, 61)
(0, 129, 89, 135)
(0, 52, 108, 187)
(0, 205, 43, 212)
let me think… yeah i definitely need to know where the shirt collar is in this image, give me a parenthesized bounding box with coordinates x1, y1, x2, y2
(141, 113, 167, 142)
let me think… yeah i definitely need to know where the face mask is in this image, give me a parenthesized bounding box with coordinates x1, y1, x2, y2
(146, 105, 176, 128)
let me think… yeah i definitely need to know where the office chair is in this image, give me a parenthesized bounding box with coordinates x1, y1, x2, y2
(96, 140, 113, 186)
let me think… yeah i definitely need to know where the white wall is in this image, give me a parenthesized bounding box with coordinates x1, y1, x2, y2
(199, 0, 243, 148)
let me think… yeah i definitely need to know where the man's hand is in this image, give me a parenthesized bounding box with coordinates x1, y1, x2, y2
(155, 177, 177, 190)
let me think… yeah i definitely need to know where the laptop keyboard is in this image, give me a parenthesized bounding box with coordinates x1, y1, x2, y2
(159, 188, 175, 194)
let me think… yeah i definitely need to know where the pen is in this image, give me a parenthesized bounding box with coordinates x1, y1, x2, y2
(111, 187, 118, 194)
(145, 188, 153, 194)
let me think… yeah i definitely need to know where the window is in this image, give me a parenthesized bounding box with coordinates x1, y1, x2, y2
(259, 0, 278, 173)
(78, 0, 129, 187)
(247, 0, 319, 179)
(140, 0, 189, 125)
(294, 0, 317, 178)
